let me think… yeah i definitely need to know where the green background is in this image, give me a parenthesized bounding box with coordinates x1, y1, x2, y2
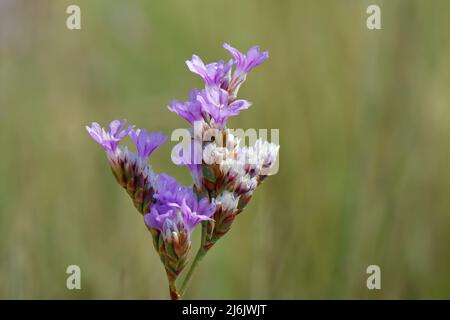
(1, 0, 450, 299)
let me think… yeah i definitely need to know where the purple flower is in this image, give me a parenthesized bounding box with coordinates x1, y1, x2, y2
(168, 89, 204, 124)
(185, 164, 203, 190)
(223, 43, 269, 74)
(86, 119, 132, 153)
(145, 205, 180, 237)
(153, 174, 190, 201)
(186, 55, 233, 87)
(172, 139, 203, 188)
(198, 87, 251, 126)
(179, 197, 215, 231)
(144, 174, 215, 238)
(161, 212, 186, 240)
(129, 128, 167, 160)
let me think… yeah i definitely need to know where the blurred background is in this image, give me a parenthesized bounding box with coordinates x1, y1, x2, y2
(1, 0, 450, 299)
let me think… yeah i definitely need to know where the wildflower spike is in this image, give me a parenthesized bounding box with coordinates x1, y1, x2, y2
(87, 43, 278, 299)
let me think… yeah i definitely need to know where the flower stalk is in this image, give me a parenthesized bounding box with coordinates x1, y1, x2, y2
(86, 43, 279, 299)
(180, 219, 214, 295)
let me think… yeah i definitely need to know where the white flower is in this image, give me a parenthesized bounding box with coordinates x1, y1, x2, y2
(234, 175, 257, 195)
(203, 142, 229, 165)
(214, 191, 239, 212)
(220, 158, 245, 180)
(254, 139, 279, 169)
(225, 131, 241, 152)
(235, 146, 263, 176)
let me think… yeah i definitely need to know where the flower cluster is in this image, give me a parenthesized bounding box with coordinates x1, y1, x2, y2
(86, 120, 214, 299)
(86, 43, 279, 300)
(169, 43, 268, 127)
(170, 44, 278, 252)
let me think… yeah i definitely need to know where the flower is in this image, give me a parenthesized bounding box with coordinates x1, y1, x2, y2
(172, 139, 203, 188)
(86, 119, 132, 153)
(203, 142, 230, 165)
(223, 43, 268, 96)
(143, 174, 214, 293)
(179, 197, 215, 232)
(129, 128, 167, 160)
(168, 89, 204, 124)
(186, 55, 233, 87)
(224, 131, 241, 151)
(174, 43, 268, 127)
(197, 87, 251, 127)
(234, 175, 258, 195)
(86, 43, 277, 300)
(223, 43, 269, 74)
(107, 145, 159, 214)
(86, 120, 166, 214)
(234, 139, 280, 177)
(144, 198, 215, 240)
(152, 174, 192, 207)
(145, 174, 215, 239)
(170, 87, 251, 127)
(214, 191, 239, 213)
(220, 158, 245, 180)
(254, 139, 280, 169)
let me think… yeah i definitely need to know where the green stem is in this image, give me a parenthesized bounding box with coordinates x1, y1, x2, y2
(180, 222, 208, 296)
(180, 247, 207, 296)
(169, 280, 181, 300)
